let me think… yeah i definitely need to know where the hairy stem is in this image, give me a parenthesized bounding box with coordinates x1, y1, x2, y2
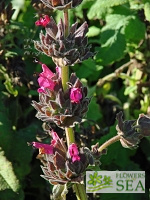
(64, 9, 69, 37)
(73, 184, 88, 200)
(65, 127, 75, 145)
(98, 135, 121, 152)
(61, 65, 69, 91)
(62, 8, 88, 200)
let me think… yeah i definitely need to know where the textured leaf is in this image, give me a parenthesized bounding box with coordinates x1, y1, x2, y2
(101, 14, 131, 32)
(0, 148, 20, 192)
(144, 2, 150, 22)
(96, 30, 126, 65)
(88, 0, 129, 19)
(124, 16, 146, 43)
(0, 97, 35, 198)
(95, 13, 145, 65)
(95, 0, 129, 7)
(87, 1, 107, 20)
(76, 59, 103, 81)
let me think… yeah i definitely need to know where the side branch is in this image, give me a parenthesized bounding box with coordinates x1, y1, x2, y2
(98, 135, 121, 152)
(96, 61, 133, 87)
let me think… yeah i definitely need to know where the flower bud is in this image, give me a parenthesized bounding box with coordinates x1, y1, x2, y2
(68, 143, 80, 162)
(35, 15, 50, 27)
(116, 111, 141, 149)
(70, 88, 82, 103)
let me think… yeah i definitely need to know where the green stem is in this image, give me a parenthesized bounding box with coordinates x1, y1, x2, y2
(73, 184, 88, 200)
(96, 61, 132, 87)
(98, 135, 121, 152)
(61, 65, 87, 200)
(62, 8, 87, 200)
(65, 127, 75, 145)
(61, 65, 69, 91)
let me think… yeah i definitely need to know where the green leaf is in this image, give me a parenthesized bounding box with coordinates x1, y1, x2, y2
(96, 30, 126, 65)
(124, 85, 137, 95)
(96, 0, 129, 7)
(144, 2, 150, 21)
(76, 60, 96, 79)
(88, 0, 129, 19)
(101, 14, 130, 32)
(76, 59, 103, 81)
(0, 96, 34, 187)
(86, 97, 102, 121)
(0, 148, 20, 192)
(87, 26, 101, 37)
(124, 16, 146, 43)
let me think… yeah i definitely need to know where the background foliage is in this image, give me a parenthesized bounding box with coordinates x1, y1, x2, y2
(0, 0, 150, 199)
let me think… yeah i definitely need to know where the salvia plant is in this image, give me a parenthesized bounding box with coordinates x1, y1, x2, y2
(28, 0, 150, 199)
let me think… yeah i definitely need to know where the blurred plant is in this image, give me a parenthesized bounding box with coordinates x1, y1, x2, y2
(1, 0, 150, 200)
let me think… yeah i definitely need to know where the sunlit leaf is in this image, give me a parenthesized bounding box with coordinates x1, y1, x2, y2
(0, 148, 20, 192)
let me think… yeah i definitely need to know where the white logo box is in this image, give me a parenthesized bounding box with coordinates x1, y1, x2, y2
(86, 171, 145, 193)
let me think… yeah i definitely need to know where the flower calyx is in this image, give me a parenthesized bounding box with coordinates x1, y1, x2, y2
(116, 111, 142, 149)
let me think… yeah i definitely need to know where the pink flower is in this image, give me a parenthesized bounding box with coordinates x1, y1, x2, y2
(32, 142, 53, 154)
(31, 130, 60, 154)
(37, 64, 55, 93)
(68, 143, 80, 162)
(70, 88, 82, 103)
(35, 15, 50, 27)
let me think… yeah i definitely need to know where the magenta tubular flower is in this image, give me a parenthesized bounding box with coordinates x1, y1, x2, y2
(37, 64, 55, 93)
(69, 143, 80, 162)
(35, 15, 50, 27)
(70, 88, 82, 103)
(32, 142, 53, 154)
